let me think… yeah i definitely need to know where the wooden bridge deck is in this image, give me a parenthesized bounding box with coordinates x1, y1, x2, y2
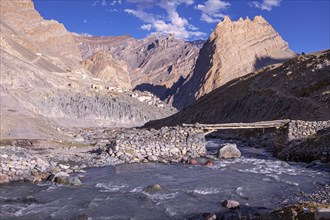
(182, 120, 290, 134)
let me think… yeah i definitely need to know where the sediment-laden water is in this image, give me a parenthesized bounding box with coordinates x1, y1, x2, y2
(1, 140, 329, 219)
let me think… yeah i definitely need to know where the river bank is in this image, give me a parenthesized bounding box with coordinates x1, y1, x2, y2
(0, 137, 329, 219)
(1, 124, 329, 219)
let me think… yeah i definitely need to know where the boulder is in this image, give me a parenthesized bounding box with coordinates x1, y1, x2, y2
(48, 172, 82, 187)
(148, 155, 158, 162)
(0, 174, 10, 183)
(143, 184, 161, 192)
(54, 176, 82, 187)
(222, 200, 240, 209)
(202, 213, 217, 220)
(189, 159, 199, 165)
(217, 143, 241, 159)
(205, 160, 214, 167)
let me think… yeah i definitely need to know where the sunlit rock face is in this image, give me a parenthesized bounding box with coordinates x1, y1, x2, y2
(172, 16, 296, 109)
(1, 0, 82, 66)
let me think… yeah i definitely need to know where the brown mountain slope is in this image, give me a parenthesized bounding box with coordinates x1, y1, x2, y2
(74, 33, 201, 100)
(0, 0, 175, 139)
(1, 0, 81, 68)
(146, 50, 330, 128)
(81, 50, 131, 90)
(171, 16, 296, 109)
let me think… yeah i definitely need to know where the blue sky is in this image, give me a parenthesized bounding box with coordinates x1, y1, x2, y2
(33, 0, 329, 53)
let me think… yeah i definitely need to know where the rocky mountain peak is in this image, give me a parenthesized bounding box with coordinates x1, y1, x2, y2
(172, 15, 296, 109)
(222, 15, 232, 23)
(253, 15, 268, 23)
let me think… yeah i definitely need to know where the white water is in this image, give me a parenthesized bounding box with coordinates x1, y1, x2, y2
(0, 140, 329, 219)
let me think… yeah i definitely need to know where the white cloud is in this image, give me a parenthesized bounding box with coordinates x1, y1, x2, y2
(125, 0, 206, 40)
(93, 0, 116, 7)
(195, 0, 230, 23)
(249, 0, 282, 11)
(141, 24, 152, 31)
(110, 0, 122, 5)
(125, 9, 157, 23)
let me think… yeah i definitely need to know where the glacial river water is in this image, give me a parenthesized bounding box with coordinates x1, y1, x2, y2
(1, 140, 329, 219)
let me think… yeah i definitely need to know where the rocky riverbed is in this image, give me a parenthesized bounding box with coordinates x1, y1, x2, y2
(0, 139, 329, 219)
(0, 146, 51, 184)
(0, 127, 329, 219)
(0, 126, 207, 184)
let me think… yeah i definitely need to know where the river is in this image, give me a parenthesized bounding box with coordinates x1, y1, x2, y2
(1, 139, 329, 219)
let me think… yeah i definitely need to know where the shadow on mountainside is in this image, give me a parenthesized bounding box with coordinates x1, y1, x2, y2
(254, 56, 294, 71)
(145, 50, 330, 129)
(170, 50, 294, 110)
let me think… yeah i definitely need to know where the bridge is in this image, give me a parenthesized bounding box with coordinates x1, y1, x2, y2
(182, 119, 291, 135)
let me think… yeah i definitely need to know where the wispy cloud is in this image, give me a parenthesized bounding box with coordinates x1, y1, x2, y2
(110, 0, 122, 6)
(124, 0, 206, 40)
(140, 24, 152, 31)
(93, 0, 121, 7)
(195, 0, 231, 23)
(249, 0, 281, 11)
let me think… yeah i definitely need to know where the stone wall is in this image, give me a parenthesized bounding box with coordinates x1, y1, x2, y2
(206, 120, 330, 163)
(107, 126, 206, 163)
(287, 120, 330, 141)
(0, 146, 51, 184)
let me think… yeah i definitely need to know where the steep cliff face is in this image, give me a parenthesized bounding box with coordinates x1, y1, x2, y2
(172, 16, 296, 109)
(0, 0, 81, 67)
(75, 33, 201, 100)
(146, 50, 330, 128)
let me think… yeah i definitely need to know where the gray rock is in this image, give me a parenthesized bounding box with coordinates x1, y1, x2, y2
(170, 147, 180, 155)
(202, 213, 217, 220)
(54, 176, 82, 187)
(148, 155, 158, 162)
(74, 135, 85, 142)
(222, 200, 240, 209)
(217, 143, 241, 159)
(119, 154, 127, 161)
(116, 151, 123, 157)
